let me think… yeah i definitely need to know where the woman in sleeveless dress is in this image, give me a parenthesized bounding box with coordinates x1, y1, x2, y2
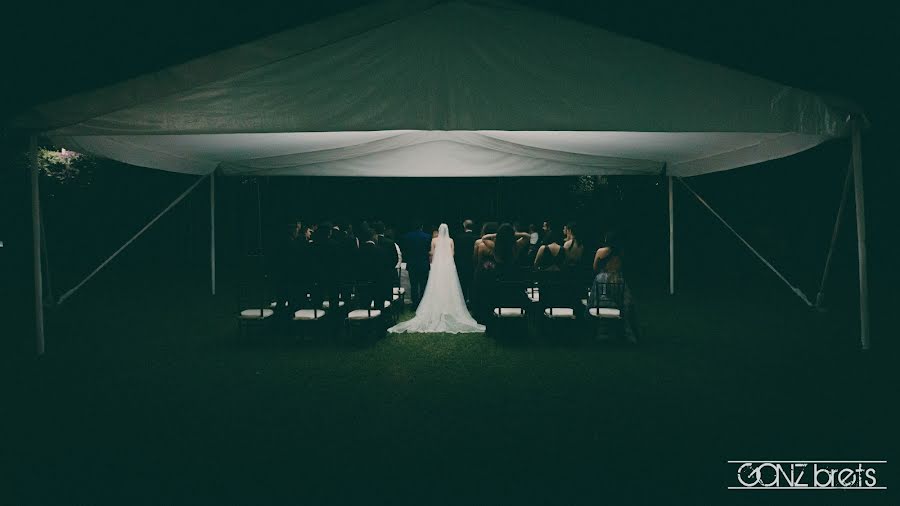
(589, 230, 640, 342)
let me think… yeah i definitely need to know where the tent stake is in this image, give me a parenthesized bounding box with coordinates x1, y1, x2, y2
(851, 119, 869, 350)
(30, 135, 45, 355)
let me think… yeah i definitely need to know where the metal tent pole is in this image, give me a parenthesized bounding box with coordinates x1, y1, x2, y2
(256, 178, 265, 291)
(210, 171, 216, 295)
(40, 206, 53, 305)
(668, 175, 674, 295)
(496, 177, 501, 217)
(30, 135, 45, 355)
(851, 119, 869, 350)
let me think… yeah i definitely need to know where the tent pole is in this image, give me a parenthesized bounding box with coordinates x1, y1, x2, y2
(668, 175, 674, 295)
(851, 119, 869, 350)
(30, 135, 45, 355)
(256, 178, 263, 254)
(496, 177, 501, 217)
(256, 178, 264, 285)
(210, 171, 216, 295)
(40, 206, 54, 305)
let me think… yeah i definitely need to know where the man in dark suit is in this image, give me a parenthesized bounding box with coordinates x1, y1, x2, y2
(332, 220, 357, 302)
(357, 225, 391, 308)
(454, 219, 477, 303)
(372, 220, 400, 274)
(399, 222, 432, 308)
(308, 222, 338, 307)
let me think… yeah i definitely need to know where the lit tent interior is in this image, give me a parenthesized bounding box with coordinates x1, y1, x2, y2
(13, 0, 868, 350)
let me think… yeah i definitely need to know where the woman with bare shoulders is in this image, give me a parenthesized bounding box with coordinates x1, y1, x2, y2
(474, 223, 531, 320)
(473, 221, 499, 270)
(588, 230, 639, 342)
(534, 221, 584, 272)
(480, 223, 531, 273)
(471, 222, 499, 321)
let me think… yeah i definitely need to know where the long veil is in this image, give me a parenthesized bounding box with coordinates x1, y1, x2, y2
(388, 224, 485, 334)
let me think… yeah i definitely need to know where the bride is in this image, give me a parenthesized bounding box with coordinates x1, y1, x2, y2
(389, 223, 485, 334)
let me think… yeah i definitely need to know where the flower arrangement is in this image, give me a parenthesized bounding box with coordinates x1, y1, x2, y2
(37, 147, 94, 182)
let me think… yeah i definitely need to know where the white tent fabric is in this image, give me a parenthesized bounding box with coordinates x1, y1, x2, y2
(15, 0, 854, 177)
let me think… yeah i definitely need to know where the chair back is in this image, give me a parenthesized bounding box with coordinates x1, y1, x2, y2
(540, 278, 585, 311)
(237, 280, 270, 317)
(490, 280, 530, 311)
(353, 280, 376, 305)
(589, 277, 625, 309)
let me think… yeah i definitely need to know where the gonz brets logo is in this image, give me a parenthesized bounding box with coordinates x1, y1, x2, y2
(728, 461, 886, 490)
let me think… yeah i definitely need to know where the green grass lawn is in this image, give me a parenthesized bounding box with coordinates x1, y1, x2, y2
(6, 265, 893, 505)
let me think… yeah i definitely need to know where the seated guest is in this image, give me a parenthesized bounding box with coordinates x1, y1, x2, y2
(372, 221, 401, 273)
(333, 220, 358, 301)
(300, 222, 312, 242)
(472, 221, 499, 322)
(513, 222, 533, 268)
(481, 223, 531, 273)
(307, 222, 337, 306)
(331, 221, 347, 242)
(535, 223, 587, 313)
(345, 222, 359, 249)
(589, 230, 640, 343)
(357, 225, 392, 308)
(592, 230, 623, 275)
(272, 222, 303, 309)
(386, 225, 403, 269)
(522, 223, 541, 266)
(541, 220, 554, 246)
(483, 223, 531, 317)
(533, 229, 565, 271)
(534, 221, 585, 272)
(474, 221, 500, 272)
(454, 219, 478, 302)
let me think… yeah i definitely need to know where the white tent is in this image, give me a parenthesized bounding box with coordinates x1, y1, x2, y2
(13, 0, 869, 350)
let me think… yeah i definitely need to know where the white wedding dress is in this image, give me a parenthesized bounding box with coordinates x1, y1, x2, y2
(388, 224, 485, 334)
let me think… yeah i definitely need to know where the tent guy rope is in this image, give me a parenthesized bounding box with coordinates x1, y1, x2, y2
(676, 176, 814, 307)
(56, 174, 210, 305)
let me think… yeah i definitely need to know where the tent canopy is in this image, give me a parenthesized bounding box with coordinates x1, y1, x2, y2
(13, 0, 856, 177)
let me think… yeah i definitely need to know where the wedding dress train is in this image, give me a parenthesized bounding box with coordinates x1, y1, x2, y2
(388, 224, 485, 334)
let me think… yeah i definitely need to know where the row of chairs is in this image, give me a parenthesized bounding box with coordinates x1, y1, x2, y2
(237, 272, 626, 340)
(237, 280, 406, 339)
(486, 278, 626, 338)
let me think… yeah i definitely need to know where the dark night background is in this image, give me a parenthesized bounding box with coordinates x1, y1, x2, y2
(1, 1, 898, 504)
